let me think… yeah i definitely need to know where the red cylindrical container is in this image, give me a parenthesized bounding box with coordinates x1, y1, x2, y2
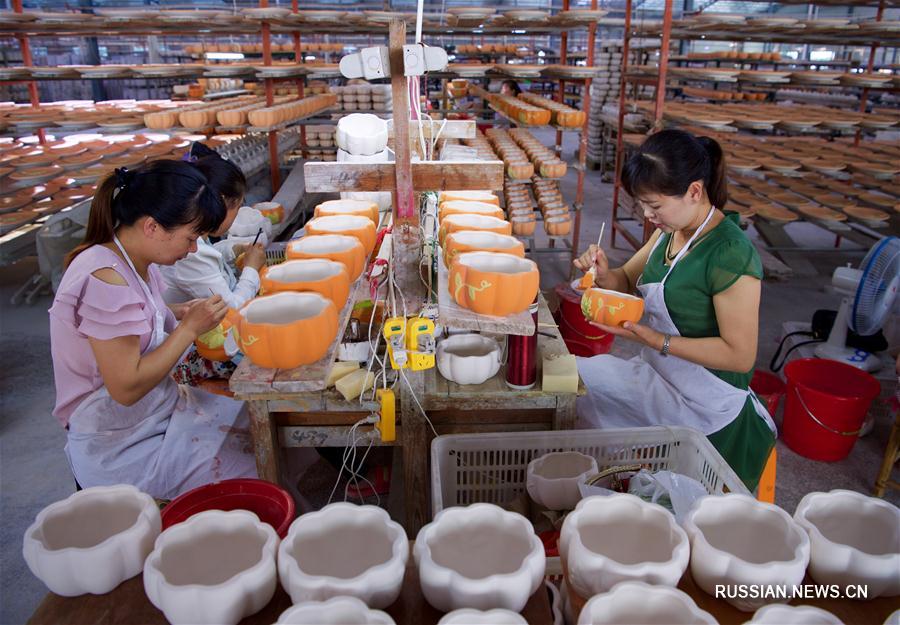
(506, 301, 539, 390)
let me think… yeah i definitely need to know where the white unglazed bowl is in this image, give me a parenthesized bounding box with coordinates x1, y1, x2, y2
(577, 581, 717, 625)
(526, 451, 598, 511)
(275, 597, 396, 624)
(415, 503, 545, 612)
(23, 485, 161, 596)
(794, 489, 900, 598)
(143, 510, 279, 625)
(748, 604, 844, 625)
(436, 333, 503, 385)
(438, 608, 528, 624)
(278, 502, 409, 608)
(684, 494, 811, 612)
(336, 113, 388, 155)
(560, 493, 689, 596)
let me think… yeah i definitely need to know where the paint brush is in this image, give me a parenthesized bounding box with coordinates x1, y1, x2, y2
(579, 222, 607, 290)
(251, 227, 263, 247)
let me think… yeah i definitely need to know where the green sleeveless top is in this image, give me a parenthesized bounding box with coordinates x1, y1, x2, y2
(641, 212, 774, 491)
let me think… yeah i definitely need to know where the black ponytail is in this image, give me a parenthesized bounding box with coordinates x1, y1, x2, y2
(188, 142, 246, 207)
(622, 129, 728, 209)
(66, 159, 226, 266)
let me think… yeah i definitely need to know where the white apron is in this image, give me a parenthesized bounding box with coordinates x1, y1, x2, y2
(64, 237, 257, 500)
(576, 208, 777, 436)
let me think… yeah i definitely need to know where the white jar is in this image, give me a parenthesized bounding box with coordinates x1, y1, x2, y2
(560, 493, 689, 596)
(438, 609, 528, 624)
(683, 494, 810, 612)
(278, 502, 409, 608)
(143, 509, 279, 625)
(748, 604, 844, 625)
(526, 451, 598, 511)
(415, 503, 545, 612)
(577, 581, 717, 625)
(794, 489, 900, 598)
(436, 333, 503, 385)
(275, 596, 395, 624)
(23, 485, 160, 596)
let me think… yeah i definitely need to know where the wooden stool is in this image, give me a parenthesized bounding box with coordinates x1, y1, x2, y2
(756, 447, 777, 504)
(874, 410, 900, 498)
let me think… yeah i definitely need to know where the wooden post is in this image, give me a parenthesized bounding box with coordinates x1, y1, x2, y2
(388, 19, 429, 533)
(249, 400, 281, 483)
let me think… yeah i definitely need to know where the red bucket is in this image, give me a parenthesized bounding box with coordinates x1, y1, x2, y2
(161, 478, 296, 538)
(750, 370, 786, 416)
(782, 359, 881, 462)
(554, 282, 615, 357)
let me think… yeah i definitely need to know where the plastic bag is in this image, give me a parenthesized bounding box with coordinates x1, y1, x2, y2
(627, 470, 708, 524)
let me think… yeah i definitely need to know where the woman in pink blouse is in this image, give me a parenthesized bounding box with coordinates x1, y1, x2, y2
(49, 159, 257, 499)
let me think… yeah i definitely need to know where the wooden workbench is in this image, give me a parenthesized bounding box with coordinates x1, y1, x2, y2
(229, 294, 582, 533)
(28, 546, 554, 625)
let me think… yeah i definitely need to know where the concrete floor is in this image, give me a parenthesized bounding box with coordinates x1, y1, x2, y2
(2, 134, 898, 624)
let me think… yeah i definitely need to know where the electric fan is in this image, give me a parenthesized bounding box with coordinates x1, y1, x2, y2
(815, 236, 900, 372)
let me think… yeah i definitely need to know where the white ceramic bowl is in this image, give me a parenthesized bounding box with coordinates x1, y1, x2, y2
(794, 489, 900, 598)
(684, 494, 811, 612)
(275, 596, 396, 624)
(278, 502, 409, 608)
(577, 581, 717, 625)
(23, 485, 160, 596)
(336, 113, 388, 155)
(436, 334, 503, 385)
(143, 510, 279, 625)
(438, 608, 528, 624)
(748, 604, 844, 625)
(560, 493, 689, 596)
(526, 451, 598, 511)
(415, 503, 545, 612)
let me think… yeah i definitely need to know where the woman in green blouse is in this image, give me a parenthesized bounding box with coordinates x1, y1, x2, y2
(574, 129, 776, 490)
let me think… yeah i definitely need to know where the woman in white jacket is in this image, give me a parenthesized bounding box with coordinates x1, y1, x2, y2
(161, 143, 266, 384)
(161, 143, 266, 309)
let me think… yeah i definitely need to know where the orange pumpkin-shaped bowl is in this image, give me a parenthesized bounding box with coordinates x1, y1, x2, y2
(194, 314, 235, 362)
(438, 200, 505, 223)
(438, 214, 512, 246)
(253, 201, 284, 225)
(286, 234, 367, 282)
(234, 291, 338, 369)
(439, 190, 499, 206)
(580, 287, 644, 327)
(448, 251, 539, 317)
(305, 215, 377, 255)
(259, 258, 350, 307)
(443, 230, 525, 268)
(511, 216, 536, 236)
(313, 199, 378, 224)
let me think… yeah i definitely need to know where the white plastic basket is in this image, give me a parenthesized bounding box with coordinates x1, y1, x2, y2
(431, 426, 749, 516)
(431, 427, 750, 583)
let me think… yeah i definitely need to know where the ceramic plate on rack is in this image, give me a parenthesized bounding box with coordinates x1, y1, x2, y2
(738, 70, 791, 83)
(503, 9, 548, 22)
(28, 66, 81, 79)
(495, 63, 544, 77)
(552, 9, 608, 24)
(448, 63, 489, 77)
(96, 120, 143, 132)
(131, 65, 187, 77)
(33, 12, 91, 24)
(297, 10, 346, 22)
(364, 11, 411, 23)
(447, 7, 496, 19)
(241, 7, 291, 20)
(0, 210, 40, 234)
(839, 73, 892, 88)
(803, 18, 851, 29)
(93, 8, 154, 20)
(254, 64, 308, 77)
(158, 10, 226, 22)
(0, 67, 31, 80)
(203, 64, 254, 76)
(860, 20, 900, 32)
(747, 17, 799, 27)
(76, 65, 131, 78)
(0, 11, 38, 23)
(544, 64, 600, 78)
